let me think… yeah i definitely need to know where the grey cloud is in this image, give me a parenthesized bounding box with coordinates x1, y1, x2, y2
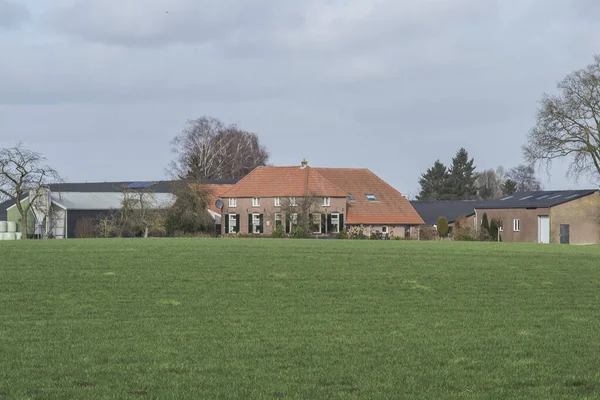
(46, 0, 308, 47)
(0, 0, 30, 29)
(1, 0, 599, 193)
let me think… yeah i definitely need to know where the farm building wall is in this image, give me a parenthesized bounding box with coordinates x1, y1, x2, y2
(475, 208, 550, 243)
(550, 193, 600, 245)
(67, 210, 113, 239)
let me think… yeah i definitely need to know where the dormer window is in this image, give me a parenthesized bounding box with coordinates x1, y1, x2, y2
(252, 197, 260, 207)
(229, 198, 237, 207)
(323, 197, 331, 207)
(274, 197, 281, 207)
(289, 197, 297, 206)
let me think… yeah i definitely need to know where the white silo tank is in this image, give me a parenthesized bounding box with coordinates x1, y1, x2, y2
(7, 222, 17, 233)
(3, 233, 16, 241)
(0, 221, 7, 233)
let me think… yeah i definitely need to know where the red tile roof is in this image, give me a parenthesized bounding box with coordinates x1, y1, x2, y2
(220, 166, 348, 198)
(204, 184, 235, 212)
(315, 168, 424, 225)
(219, 165, 424, 225)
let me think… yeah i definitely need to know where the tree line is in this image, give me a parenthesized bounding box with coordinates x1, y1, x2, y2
(416, 147, 543, 201)
(3, 54, 600, 238)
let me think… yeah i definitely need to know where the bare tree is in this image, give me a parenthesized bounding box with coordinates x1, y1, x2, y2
(524, 55, 600, 181)
(507, 164, 543, 192)
(0, 143, 60, 239)
(169, 116, 269, 181)
(117, 188, 166, 238)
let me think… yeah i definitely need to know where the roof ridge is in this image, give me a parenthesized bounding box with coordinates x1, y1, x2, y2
(362, 168, 404, 196)
(311, 168, 349, 197)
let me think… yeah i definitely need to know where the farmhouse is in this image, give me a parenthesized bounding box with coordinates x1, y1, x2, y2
(474, 190, 600, 244)
(0, 180, 235, 239)
(219, 160, 423, 237)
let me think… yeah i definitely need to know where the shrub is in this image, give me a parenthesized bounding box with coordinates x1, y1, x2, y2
(272, 224, 285, 238)
(436, 216, 449, 238)
(290, 226, 309, 239)
(338, 229, 349, 240)
(369, 232, 379, 240)
(75, 218, 98, 238)
(419, 226, 438, 241)
(456, 234, 475, 241)
(347, 226, 368, 239)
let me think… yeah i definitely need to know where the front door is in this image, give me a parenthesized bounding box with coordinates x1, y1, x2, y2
(538, 215, 550, 243)
(560, 224, 570, 244)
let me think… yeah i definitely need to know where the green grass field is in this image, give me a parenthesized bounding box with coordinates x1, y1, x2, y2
(1, 239, 600, 399)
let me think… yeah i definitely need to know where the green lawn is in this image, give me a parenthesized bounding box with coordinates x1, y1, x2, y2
(1, 239, 600, 399)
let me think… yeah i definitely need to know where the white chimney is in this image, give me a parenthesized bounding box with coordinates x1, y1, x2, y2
(300, 159, 308, 169)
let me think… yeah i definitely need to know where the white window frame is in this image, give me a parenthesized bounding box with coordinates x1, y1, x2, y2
(291, 213, 298, 225)
(252, 213, 261, 234)
(275, 213, 282, 226)
(381, 226, 388, 234)
(228, 214, 237, 234)
(323, 197, 331, 207)
(513, 219, 520, 232)
(252, 197, 260, 207)
(331, 213, 340, 233)
(228, 198, 237, 208)
(499, 221, 504, 232)
(289, 197, 297, 207)
(274, 197, 281, 207)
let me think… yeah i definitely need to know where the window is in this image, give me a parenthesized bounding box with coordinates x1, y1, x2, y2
(381, 226, 388, 234)
(252, 197, 260, 207)
(366, 194, 377, 201)
(275, 213, 282, 226)
(513, 219, 520, 232)
(323, 197, 331, 207)
(252, 213, 262, 234)
(228, 214, 237, 234)
(499, 220, 504, 232)
(404, 225, 411, 238)
(331, 213, 340, 233)
(312, 213, 322, 233)
(291, 213, 298, 225)
(289, 197, 297, 206)
(349, 195, 355, 201)
(274, 197, 281, 207)
(228, 198, 237, 208)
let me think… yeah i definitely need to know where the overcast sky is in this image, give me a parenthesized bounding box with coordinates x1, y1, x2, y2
(1, 0, 599, 197)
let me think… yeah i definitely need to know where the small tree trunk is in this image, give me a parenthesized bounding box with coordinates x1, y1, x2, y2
(21, 212, 28, 240)
(144, 226, 149, 239)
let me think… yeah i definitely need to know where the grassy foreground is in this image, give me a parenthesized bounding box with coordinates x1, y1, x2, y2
(1, 239, 600, 399)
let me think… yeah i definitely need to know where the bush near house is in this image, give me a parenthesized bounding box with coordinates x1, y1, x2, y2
(436, 217, 449, 238)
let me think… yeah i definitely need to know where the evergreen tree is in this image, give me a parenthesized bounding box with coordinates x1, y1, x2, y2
(481, 213, 490, 236)
(502, 179, 518, 196)
(447, 148, 477, 200)
(416, 160, 450, 200)
(437, 216, 449, 238)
